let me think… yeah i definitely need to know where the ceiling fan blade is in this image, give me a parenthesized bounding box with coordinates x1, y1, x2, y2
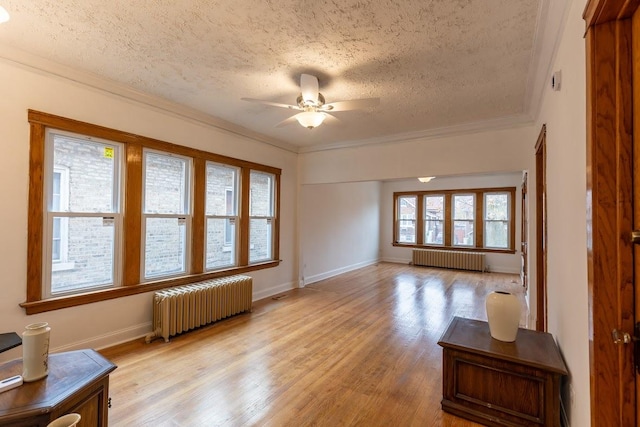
(241, 98, 301, 110)
(300, 74, 319, 104)
(275, 115, 299, 128)
(321, 98, 380, 112)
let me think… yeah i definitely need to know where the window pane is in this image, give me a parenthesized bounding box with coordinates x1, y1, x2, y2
(144, 152, 188, 214)
(485, 194, 509, 220)
(425, 196, 444, 219)
(398, 220, 416, 243)
(453, 220, 474, 246)
(453, 195, 475, 220)
(485, 221, 509, 248)
(206, 218, 235, 269)
(51, 216, 114, 294)
(206, 163, 237, 216)
(397, 196, 416, 243)
(250, 218, 272, 262)
(250, 171, 274, 217)
(425, 220, 443, 244)
(424, 195, 444, 245)
(52, 133, 116, 213)
(144, 218, 187, 278)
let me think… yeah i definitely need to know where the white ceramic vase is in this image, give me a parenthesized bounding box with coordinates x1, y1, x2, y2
(22, 322, 51, 382)
(485, 291, 521, 342)
(46, 413, 81, 427)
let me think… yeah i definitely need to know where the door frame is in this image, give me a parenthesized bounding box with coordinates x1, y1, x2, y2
(584, 0, 637, 425)
(535, 125, 547, 332)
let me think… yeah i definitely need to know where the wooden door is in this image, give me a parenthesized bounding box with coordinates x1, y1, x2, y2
(584, 1, 638, 425)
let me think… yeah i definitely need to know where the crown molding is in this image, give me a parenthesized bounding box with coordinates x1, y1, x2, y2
(0, 44, 300, 154)
(297, 113, 535, 154)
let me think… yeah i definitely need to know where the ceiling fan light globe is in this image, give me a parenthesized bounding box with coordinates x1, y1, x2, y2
(296, 111, 325, 129)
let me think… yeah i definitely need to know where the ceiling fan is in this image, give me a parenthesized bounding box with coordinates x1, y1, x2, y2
(241, 74, 380, 129)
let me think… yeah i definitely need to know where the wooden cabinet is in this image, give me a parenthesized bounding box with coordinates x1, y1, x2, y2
(438, 317, 567, 427)
(0, 349, 116, 426)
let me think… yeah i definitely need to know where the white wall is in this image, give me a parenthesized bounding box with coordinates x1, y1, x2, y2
(0, 59, 298, 362)
(298, 125, 537, 185)
(299, 181, 380, 285)
(534, 0, 590, 424)
(380, 172, 523, 274)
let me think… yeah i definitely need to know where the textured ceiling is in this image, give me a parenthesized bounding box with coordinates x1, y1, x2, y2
(0, 0, 552, 151)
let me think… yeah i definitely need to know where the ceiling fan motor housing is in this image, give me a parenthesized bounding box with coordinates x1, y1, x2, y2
(297, 93, 326, 109)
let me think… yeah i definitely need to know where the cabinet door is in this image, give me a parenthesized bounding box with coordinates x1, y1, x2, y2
(70, 390, 101, 426)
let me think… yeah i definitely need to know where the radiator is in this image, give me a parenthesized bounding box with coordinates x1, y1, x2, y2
(412, 249, 486, 272)
(145, 275, 253, 343)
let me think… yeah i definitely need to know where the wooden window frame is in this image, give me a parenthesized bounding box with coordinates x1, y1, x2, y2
(423, 194, 445, 246)
(483, 191, 513, 250)
(23, 110, 281, 314)
(392, 187, 516, 254)
(394, 195, 418, 244)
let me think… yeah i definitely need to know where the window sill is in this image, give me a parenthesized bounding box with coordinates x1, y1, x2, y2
(20, 260, 280, 315)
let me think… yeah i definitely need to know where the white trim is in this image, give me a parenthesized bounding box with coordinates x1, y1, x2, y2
(252, 280, 297, 302)
(382, 257, 413, 265)
(52, 261, 75, 272)
(297, 115, 534, 153)
(51, 322, 153, 354)
(303, 259, 379, 286)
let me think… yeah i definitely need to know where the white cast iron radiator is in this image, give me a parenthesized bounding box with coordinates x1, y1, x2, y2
(145, 275, 253, 343)
(412, 249, 486, 272)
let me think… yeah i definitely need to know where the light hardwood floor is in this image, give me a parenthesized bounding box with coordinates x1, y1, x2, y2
(100, 262, 525, 427)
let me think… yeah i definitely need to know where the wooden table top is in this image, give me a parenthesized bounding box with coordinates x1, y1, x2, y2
(0, 349, 117, 421)
(438, 316, 568, 375)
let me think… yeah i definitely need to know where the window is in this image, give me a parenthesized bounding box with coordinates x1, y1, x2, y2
(25, 110, 281, 314)
(142, 150, 191, 279)
(249, 171, 275, 263)
(397, 195, 417, 243)
(205, 162, 238, 270)
(452, 194, 475, 247)
(44, 130, 122, 297)
(393, 187, 516, 252)
(484, 192, 510, 249)
(424, 195, 444, 245)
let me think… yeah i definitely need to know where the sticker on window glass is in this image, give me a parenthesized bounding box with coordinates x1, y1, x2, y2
(103, 217, 115, 226)
(104, 147, 114, 159)
(178, 218, 186, 226)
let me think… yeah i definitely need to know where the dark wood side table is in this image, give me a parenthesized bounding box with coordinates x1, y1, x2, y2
(438, 317, 568, 427)
(0, 349, 117, 426)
